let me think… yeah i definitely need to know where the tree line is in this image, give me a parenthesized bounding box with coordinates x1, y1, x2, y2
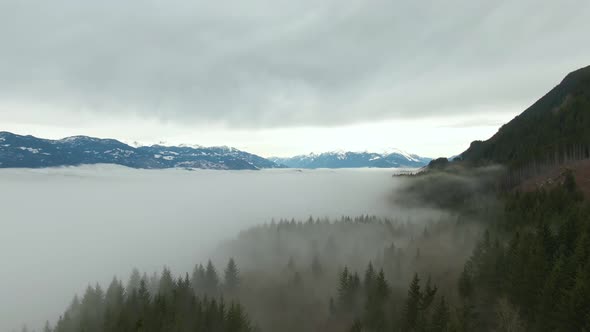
(37, 259, 251, 332)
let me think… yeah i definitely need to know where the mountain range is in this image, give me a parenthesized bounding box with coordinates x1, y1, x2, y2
(0, 132, 282, 170)
(0, 132, 430, 170)
(270, 150, 431, 169)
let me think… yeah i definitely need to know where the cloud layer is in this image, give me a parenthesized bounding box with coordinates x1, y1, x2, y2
(0, 166, 410, 331)
(1, 0, 589, 129)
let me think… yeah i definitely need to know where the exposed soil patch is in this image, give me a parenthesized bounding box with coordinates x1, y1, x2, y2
(518, 159, 590, 198)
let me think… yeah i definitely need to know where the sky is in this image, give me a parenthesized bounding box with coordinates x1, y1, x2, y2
(1, 0, 590, 158)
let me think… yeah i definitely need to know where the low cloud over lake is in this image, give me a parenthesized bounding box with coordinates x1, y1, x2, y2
(0, 165, 411, 331)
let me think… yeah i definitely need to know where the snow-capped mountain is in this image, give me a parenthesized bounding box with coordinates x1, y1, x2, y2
(270, 150, 431, 169)
(0, 132, 283, 170)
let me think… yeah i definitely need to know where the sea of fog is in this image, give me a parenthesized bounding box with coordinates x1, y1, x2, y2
(0, 165, 413, 331)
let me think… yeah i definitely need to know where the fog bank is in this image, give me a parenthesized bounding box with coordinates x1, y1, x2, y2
(0, 165, 411, 331)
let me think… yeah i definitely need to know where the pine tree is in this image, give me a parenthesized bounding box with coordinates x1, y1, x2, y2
(205, 260, 220, 296)
(538, 222, 556, 263)
(560, 267, 590, 331)
(159, 266, 175, 298)
(430, 296, 450, 332)
(374, 270, 390, 303)
(55, 312, 73, 332)
(364, 262, 376, 294)
(148, 271, 160, 296)
(105, 277, 124, 309)
(103, 277, 124, 331)
(226, 302, 252, 332)
(79, 284, 105, 332)
(454, 303, 477, 332)
(224, 258, 240, 294)
(364, 269, 390, 332)
(535, 257, 564, 331)
(403, 273, 422, 331)
(422, 276, 438, 310)
(338, 267, 351, 310)
(191, 264, 206, 294)
(138, 279, 151, 309)
(127, 268, 142, 294)
(350, 272, 362, 312)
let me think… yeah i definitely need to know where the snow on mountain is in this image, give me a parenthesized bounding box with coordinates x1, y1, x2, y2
(381, 148, 422, 162)
(0, 131, 284, 170)
(270, 150, 431, 169)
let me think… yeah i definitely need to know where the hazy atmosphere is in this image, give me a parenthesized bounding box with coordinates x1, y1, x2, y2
(2, 1, 590, 331)
(0, 166, 411, 331)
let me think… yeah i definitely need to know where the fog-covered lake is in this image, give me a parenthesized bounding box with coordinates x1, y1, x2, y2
(0, 166, 411, 331)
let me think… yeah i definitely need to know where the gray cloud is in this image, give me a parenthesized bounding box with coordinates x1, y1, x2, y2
(1, 0, 589, 128)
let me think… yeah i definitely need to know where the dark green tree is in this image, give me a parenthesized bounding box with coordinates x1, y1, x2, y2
(159, 266, 175, 298)
(430, 296, 450, 332)
(403, 273, 422, 331)
(458, 266, 473, 300)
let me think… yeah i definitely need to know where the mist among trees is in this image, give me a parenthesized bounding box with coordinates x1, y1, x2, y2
(10, 165, 590, 332)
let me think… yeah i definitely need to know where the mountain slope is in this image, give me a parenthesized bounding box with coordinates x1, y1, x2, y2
(0, 132, 283, 170)
(271, 150, 431, 169)
(461, 65, 590, 167)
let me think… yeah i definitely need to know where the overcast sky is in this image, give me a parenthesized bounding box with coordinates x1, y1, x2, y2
(1, 0, 589, 157)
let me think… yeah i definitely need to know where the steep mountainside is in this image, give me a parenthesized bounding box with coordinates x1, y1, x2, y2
(461, 65, 590, 167)
(271, 150, 430, 168)
(0, 132, 283, 170)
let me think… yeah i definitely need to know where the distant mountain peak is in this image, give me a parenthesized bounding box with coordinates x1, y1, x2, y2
(270, 150, 431, 169)
(60, 135, 93, 141)
(381, 148, 421, 161)
(178, 143, 205, 149)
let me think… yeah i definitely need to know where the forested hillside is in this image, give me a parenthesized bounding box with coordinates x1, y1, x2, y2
(215, 214, 483, 332)
(461, 65, 590, 168)
(462, 171, 590, 331)
(330, 169, 590, 331)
